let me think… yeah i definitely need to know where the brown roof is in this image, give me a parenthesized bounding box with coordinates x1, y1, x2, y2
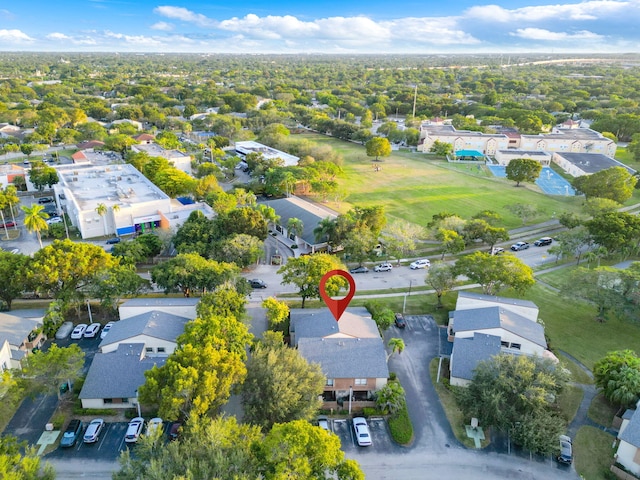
(76, 140, 105, 150)
(71, 151, 87, 161)
(133, 133, 155, 142)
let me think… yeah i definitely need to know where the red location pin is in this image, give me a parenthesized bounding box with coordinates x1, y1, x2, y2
(319, 269, 356, 322)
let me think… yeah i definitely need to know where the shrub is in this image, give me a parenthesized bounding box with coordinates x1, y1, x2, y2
(388, 402, 413, 445)
(362, 407, 384, 417)
(50, 413, 66, 429)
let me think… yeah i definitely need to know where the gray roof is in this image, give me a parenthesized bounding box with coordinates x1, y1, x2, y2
(453, 306, 547, 348)
(555, 152, 635, 175)
(99, 311, 189, 350)
(297, 337, 389, 380)
(457, 291, 538, 310)
(290, 307, 378, 345)
(497, 150, 551, 157)
(261, 196, 337, 246)
(424, 125, 508, 139)
(620, 409, 640, 448)
(119, 298, 200, 308)
(79, 343, 166, 400)
(451, 333, 502, 381)
(0, 311, 44, 348)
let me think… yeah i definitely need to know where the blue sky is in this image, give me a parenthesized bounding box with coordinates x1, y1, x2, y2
(1, 0, 639, 53)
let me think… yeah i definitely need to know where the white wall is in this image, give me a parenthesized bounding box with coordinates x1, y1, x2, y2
(617, 441, 640, 476)
(119, 304, 197, 321)
(100, 335, 177, 355)
(80, 398, 137, 410)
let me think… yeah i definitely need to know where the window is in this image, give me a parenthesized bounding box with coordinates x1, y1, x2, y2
(104, 398, 113, 404)
(157, 347, 166, 353)
(354, 378, 367, 386)
(326, 379, 334, 387)
(501, 341, 509, 348)
(145, 347, 154, 353)
(510, 343, 521, 350)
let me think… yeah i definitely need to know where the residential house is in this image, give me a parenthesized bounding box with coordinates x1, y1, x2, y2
(0, 164, 26, 189)
(291, 307, 388, 408)
(447, 292, 552, 387)
(0, 309, 47, 370)
(615, 404, 640, 476)
(261, 196, 338, 255)
(78, 343, 166, 410)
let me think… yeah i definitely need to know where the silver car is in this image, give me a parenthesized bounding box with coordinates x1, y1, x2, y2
(83, 419, 104, 443)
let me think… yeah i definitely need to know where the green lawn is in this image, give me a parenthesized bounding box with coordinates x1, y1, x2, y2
(588, 393, 619, 428)
(574, 426, 616, 480)
(558, 385, 584, 423)
(301, 134, 585, 229)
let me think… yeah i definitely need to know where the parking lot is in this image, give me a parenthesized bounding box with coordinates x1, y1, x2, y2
(47, 421, 132, 461)
(327, 417, 396, 455)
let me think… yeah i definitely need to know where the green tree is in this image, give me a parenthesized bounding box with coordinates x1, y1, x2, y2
(375, 380, 405, 414)
(89, 264, 149, 313)
(21, 204, 49, 248)
(214, 233, 264, 268)
(21, 344, 84, 400)
(436, 228, 465, 260)
(19, 143, 34, 157)
(593, 350, 640, 407)
(506, 203, 538, 225)
(242, 331, 324, 430)
(0, 436, 55, 480)
(29, 161, 59, 191)
(262, 297, 290, 333)
(454, 251, 535, 295)
(173, 210, 217, 258)
(343, 226, 378, 266)
(215, 207, 268, 241)
(151, 253, 238, 297)
(586, 212, 640, 258)
(278, 253, 347, 308)
(562, 267, 625, 320)
(583, 197, 620, 217)
(287, 217, 304, 239)
(429, 139, 453, 156)
(95, 202, 108, 236)
(365, 136, 391, 161)
(387, 338, 405, 361)
(572, 166, 637, 203)
(365, 300, 395, 332)
(505, 158, 542, 187)
(460, 355, 569, 455)
(382, 220, 424, 264)
(0, 251, 29, 310)
(425, 262, 457, 308)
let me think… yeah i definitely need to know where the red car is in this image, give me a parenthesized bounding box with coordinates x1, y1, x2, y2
(0, 221, 15, 228)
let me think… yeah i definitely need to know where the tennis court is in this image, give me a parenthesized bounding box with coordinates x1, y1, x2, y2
(486, 165, 576, 196)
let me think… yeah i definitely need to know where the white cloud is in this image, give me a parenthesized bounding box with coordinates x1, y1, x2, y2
(46, 32, 97, 45)
(150, 21, 174, 31)
(382, 17, 479, 45)
(0, 29, 34, 43)
(154, 6, 217, 28)
(46, 32, 71, 40)
(511, 28, 604, 40)
(466, 1, 631, 23)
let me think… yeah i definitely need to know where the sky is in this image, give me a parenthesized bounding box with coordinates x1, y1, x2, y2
(1, 0, 639, 54)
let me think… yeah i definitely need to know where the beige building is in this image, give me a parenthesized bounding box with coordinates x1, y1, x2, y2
(418, 125, 509, 155)
(130, 142, 192, 175)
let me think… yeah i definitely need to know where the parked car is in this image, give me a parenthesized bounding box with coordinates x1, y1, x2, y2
(410, 259, 431, 269)
(250, 279, 267, 289)
(100, 321, 115, 340)
(125, 417, 145, 443)
(83, 418, 104, 443)
(352, 417, 372, 446)
(317, 416, 330, 432)
(60, 419, 83, 448)
(558, 435, 573, 465)
(55, 321, 74, 340)
(394, 313, 406, 328)
(146, 417, 164, 437)
(9, 248, 20, 254)
(106, 237, 121, 245)
(349, 266, 369, 274)
(38, 197, 54, 204)
(168, 422, 182, 441)
(534, 237, 553, 247)
(510, 241, 530, 251)
(70, 324, 88, 339)
(46, 217, 63, 225)
(374, 263, 393, 272)
(490, 247, 505, 255)
(83, 322, 102, 338)
(0, 221, 15, 228)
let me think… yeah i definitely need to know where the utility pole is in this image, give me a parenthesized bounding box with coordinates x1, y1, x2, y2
(412, 84, 418, 118)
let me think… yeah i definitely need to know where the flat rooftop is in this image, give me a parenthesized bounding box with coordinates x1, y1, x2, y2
(56, 163, 169, 211)
(235, 141, 299, 165)
(132, 143, 189, 159)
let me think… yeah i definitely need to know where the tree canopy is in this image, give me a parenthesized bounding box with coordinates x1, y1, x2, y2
(454, 251, 535, 295)
(572, 166, 637, 203)
(505, 158, 542, 187)
(594, 350, 640, 407)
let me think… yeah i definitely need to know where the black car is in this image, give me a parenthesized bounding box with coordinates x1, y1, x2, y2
(106, 237, 121, 245)
(349, 266, 369, 274)
(38, 197, 54, 204)
(250, 279, 267, 289)
(60, 419, 83, 448)
(534, 237, 553, 246)
(394, 313, 406, 328)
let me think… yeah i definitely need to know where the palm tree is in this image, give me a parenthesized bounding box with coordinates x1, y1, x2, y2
(95, 203, 108, 236)
(313, 217, 337, 244)
(4, 185, 19, 228)
(21, 204, 49, 248)
(111, 204, 121, 236)
(387, 338, 405, 362)
(287, 218, 304, 241)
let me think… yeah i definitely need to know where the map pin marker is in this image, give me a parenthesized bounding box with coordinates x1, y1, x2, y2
(319, 269, 356, 322)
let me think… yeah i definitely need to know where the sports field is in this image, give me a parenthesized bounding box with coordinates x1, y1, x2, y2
(304, 134, 585, 229)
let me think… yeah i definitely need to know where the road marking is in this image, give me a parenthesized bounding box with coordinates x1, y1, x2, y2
(96, 423, 110, 451)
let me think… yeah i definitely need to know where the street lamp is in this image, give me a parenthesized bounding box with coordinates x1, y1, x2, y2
(348, 386, 353, 415)
(134, 389, 141, 417)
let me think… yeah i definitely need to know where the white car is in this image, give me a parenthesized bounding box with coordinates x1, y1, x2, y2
(70, 324, 88, 339)
(353, 417, 372, 446)
(83, 418, 104, 443)
(374, 263, 393, 272)
(83, 323, 102, 338)
(146, 417, 164, 437)
(410, 259, 431, 269)
(55, 321, 74, 340)
(125, 417, 145, 443)
(100, 321, 115, 340)
(46, 217, 63, 225)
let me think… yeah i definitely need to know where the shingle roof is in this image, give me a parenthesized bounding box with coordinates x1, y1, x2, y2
(0, 311, 44, 348)
(290, 307, 378, 345)
(297, 337, 389, 380)
(620, 409, 640, 448)
(79, 343, 166, 400)
(451, 333, 502, 381)
(453, 306, 547, 348)
(457, 291, 538, 310)
(99, 311, 189, 350)
(555, 152, 635, 174)
(261, 196, 338, 246)
(120, 298, 199, 308)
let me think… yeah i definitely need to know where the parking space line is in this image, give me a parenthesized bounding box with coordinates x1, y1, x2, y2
(96, 423, 111, 451)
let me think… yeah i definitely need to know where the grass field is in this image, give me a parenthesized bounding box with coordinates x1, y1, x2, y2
(302, 134, 586, 230)
(574, 426, 616, 480)
(588, 393, 619, 428)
